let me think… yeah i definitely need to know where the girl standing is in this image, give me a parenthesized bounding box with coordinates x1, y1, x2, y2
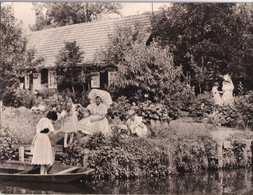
(31, 111, 58, 175)
(211, 82, 222, 106)
(60, 98, 78, 148)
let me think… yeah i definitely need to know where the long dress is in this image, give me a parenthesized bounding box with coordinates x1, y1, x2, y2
(31, 118, 55, 166)
(126, 115, 148, 137)
(60, 104, 78, 133)
(222, 81, 234, 106)
(211, 86, 222, 106)
(77, 103, 111, 135)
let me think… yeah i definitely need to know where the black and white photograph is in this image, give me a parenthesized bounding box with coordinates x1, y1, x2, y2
(0, 1, 253, 194)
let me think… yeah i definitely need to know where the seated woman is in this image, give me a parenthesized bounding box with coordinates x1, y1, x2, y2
(77, 96, 111, 135)
(126, 110, 148, 137)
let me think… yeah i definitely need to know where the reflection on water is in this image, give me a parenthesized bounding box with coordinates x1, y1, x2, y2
(1, 169, 253, 194)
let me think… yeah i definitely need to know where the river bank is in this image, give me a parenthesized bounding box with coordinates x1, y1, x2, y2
(1, 106, 253, 179)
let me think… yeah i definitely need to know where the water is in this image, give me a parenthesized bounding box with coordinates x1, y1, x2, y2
(1, 169, 253, 194)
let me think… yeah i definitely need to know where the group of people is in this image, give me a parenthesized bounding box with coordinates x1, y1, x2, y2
(211, 74, 234, 106)
(30, 89, 148, 174)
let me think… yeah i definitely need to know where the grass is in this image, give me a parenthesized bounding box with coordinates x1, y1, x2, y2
(1, 106, 63, 145)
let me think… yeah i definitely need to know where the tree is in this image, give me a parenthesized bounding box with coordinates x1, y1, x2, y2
(1, 4, 43, 96)
(151, 3, 253, 92)
(96, 22, 189, 102)
(55, 41, 85, 98)
(30, 2, 122, 31)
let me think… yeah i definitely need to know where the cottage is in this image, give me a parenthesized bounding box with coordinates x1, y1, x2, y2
(21, 14, 151, 93)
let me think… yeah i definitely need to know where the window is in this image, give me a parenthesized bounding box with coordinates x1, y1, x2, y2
(91, 72, 100, 88)
(24, 75, 30, 89)
(108, 71, 117, 86)
(33, 73, 41, 91)
(48, 71, 57, 88)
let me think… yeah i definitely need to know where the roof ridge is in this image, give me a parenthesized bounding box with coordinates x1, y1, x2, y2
(30, 13, 151, 35)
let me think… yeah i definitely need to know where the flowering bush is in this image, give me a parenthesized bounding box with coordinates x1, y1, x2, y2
(235, 91, 253, 129)
(2, 87, 34, 108)
(0, 128, 18, 160)
(107, 96, 131, 122)
(60, 132, 170, 179)
(216, 105, 242, 128)
(188, 93, 215, 119)
(164, 82, 195, 119)
(136, 101, 170, 124)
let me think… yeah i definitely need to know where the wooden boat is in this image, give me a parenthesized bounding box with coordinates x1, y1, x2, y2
(0, 160, 94, 183)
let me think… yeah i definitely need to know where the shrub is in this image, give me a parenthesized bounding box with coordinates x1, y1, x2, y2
(38, 88, 57, 99)
(60, 132, 170, 179)
(216, 105, 242, 128)
(3, 87, 34, 108)
(107, 96, 131, 122)
(1, 106, 42, 145)
(235, 91, 253, 129)
(188, 93, 215, 119)
(164, 82, 195, 119)
(0, 128, 18, 160)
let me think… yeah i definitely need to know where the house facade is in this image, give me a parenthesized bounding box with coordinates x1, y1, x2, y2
(22, 14, 151, 93)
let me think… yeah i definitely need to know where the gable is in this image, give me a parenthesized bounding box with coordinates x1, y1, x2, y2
(27, 14, 151, 68)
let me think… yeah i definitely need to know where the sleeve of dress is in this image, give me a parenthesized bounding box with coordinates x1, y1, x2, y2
(48, 120, 55, 132)
(87, 104, 93, 113)
(35, 119, 43, 134)
(47, 120, 54, 131)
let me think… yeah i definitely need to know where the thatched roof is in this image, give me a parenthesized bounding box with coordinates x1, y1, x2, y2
(27, 14, 151, 68)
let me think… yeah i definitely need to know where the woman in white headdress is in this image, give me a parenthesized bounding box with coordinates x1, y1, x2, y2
(222, 74, 234, 106)
(77, 89, 112, 135)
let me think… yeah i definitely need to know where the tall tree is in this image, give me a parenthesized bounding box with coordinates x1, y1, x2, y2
(1, 4, 43, 95)
(30, 2, 122, 31)
(55, 41, 85, 98)
(96, 22, 188, 102)
(151, 3, 253, 92)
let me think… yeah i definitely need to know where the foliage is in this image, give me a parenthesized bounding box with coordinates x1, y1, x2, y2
(0, 4, 43, 95)
(188, 93, 215, 118)
(56, 41, 85, 98)
(163, 82, 195, 119)
(235, 91, 253, 129)
(2, 87, 34, 108)
(151, 3, 253, 92)
(61, 132, 170, 179)
(1, 106, 41, 145)
(0, 128, 18, 160)
(38, 88, 57, 99)
(136, 101, 170, 124)
(30, 2, 122, 31)
(216, 105, 242, 128)
(107, 96, 132, 122)
(222, 140, 251, 168)
(97, 20, 195, 116)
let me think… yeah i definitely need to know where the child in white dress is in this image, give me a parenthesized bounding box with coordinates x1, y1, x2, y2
(211, 82, 222, 106)
(126, 110, 148, 137)
(59, 98, 78, 148)
(31, 111, 58, 175)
